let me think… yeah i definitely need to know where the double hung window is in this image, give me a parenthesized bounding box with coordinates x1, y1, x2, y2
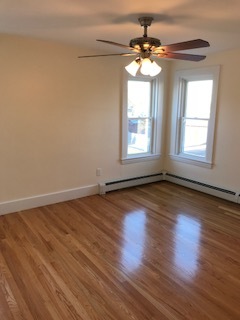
(121, 73, 163, 163)
(171, 66, 220, 167)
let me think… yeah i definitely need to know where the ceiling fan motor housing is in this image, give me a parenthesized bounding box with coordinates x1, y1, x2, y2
(130, 37, 161, 51)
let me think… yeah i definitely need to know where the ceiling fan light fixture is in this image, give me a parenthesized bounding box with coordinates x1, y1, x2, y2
(125, 57, 162, 77)
(125, 58, 140, 76)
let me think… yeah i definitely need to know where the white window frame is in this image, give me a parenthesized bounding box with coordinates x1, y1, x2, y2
(170, 66, 220, 168)
(121, 71, 164, 164)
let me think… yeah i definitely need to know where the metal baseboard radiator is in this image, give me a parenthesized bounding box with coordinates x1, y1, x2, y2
(165, 173, 239, 203)
(99, 173, 163, 195)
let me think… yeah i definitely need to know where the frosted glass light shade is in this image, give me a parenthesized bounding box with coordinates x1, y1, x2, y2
(149, 61, 162, 76)
(140, 58, 152, 75)
(125, 59, 140, 76)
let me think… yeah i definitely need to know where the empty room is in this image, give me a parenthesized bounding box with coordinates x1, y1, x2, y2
(0, 1, 239, 319)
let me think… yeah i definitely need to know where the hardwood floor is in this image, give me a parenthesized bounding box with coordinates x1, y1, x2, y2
(0, 181, 239, 319)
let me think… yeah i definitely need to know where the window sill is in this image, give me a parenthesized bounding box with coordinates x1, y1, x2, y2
(169, 155, 213, 168)
(121, 154, 161, 165)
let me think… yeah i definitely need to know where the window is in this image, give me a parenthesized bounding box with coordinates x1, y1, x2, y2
(171, 66, 220, 168)
(127, 80, 151, 155)
(121, 73, 163, 163)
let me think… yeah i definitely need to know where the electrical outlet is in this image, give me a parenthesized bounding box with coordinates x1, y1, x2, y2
(96, 168, 102, 176)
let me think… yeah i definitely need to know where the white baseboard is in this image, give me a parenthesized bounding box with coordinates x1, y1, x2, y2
(0, 184, 98, 216)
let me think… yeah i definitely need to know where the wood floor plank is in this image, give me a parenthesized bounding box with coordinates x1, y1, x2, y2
(0, 181, 239, 319)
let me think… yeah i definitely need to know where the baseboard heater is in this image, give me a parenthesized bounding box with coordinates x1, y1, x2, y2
(165, 173, 239, 203)
(99, 173, 163, 195)
(98, 171, 239, 203)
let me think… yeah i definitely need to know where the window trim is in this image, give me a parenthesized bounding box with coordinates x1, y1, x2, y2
(170, 66, 220, 167)
(121, 71, 164, 164)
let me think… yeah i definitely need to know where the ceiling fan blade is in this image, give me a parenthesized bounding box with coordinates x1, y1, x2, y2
(78, 53, 136, 58)
(154, 39, 210, 53)
(97, 39, 140, 52)
(154, 52, 206, 61)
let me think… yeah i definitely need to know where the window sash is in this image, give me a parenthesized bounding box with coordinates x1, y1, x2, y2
(127, 118, 153, 155)
(180, 117, 209, 158)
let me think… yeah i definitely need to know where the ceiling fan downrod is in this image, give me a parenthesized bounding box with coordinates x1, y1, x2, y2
(138, 17, 153, 37)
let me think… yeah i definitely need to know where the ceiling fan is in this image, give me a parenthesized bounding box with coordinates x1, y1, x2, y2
(78, 16, 210, 76)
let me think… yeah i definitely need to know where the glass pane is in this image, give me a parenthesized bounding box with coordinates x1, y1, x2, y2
(185, 80, 213, 118)
(128, 119, 151, 155)
(128, 81, 151, 118)
(182, 119, 208, 157)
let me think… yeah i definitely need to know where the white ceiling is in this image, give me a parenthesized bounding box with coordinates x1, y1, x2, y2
(0, 0, 240, 55)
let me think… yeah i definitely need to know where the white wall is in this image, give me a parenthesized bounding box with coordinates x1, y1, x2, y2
(2, 33, 239, 212)
(164, 48, 240, 192)
(0, 34, 167, 207)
